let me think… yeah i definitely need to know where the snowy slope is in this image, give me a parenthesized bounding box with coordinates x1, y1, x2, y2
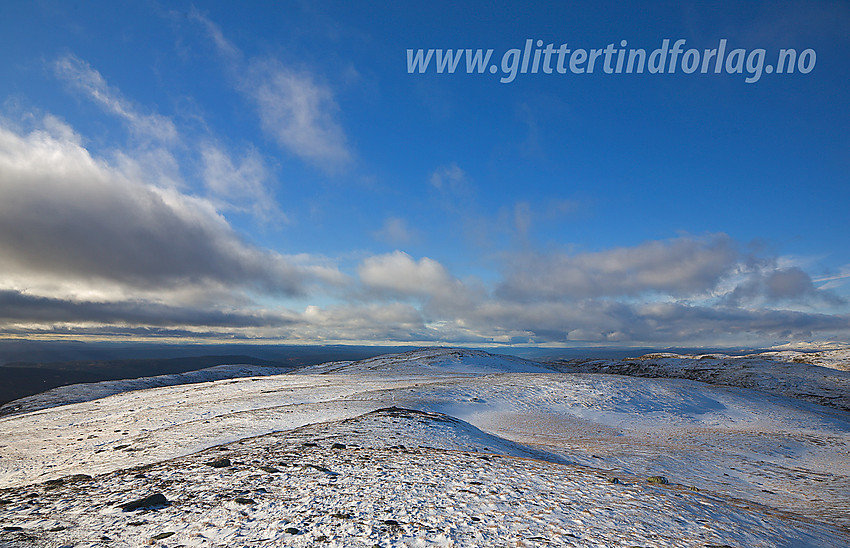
(359, 372, 850, 529)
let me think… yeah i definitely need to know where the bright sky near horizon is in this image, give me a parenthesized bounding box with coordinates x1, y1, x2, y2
(0, 1, 848, 348)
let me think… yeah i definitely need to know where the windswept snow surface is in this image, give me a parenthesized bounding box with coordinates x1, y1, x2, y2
(1, 347, 849, 546)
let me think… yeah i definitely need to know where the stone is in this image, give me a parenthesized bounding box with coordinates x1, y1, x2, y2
(206, 458, 232, 468)
(120, 493, 170, 512)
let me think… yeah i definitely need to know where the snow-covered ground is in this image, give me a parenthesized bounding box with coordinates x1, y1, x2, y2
(1, 347, 849, 546)
(760, 347, 850, 371)
(1, 408, 845, 547)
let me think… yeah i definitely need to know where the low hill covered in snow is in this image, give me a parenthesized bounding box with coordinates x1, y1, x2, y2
(546, 349, 850, 413)
(293, 347, 555, 375)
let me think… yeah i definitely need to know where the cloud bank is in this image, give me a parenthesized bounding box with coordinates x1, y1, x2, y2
(1, 114, 846, 347)
(497, 235, 739, 301)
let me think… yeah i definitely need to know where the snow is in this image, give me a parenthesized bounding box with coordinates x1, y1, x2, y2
(0, 364, 289, 418)
(294, 347, 554, 375)
(1, 347, 849, 546)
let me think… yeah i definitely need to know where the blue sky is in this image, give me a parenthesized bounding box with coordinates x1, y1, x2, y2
(0, 1, 848, 348)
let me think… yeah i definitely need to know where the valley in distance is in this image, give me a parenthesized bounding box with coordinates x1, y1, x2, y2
(1, 340, 849, 547)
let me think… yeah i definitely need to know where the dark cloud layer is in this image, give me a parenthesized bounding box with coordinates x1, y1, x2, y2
(496, 235, 739, 301)
(0, 122, 310, 296)
(725, 267, 844, 307)
(0, 290, 294, 328)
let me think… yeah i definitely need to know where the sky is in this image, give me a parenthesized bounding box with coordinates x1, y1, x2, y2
(0, 0, 848, 349)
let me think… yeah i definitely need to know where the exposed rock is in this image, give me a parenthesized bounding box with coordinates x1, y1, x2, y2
(205, 458, 232, 468)
(258, 465, 280, 473)
(120, 493, 170, 512)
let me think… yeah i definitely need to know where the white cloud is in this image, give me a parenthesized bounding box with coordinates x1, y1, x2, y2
(193, 12, 351, 168)
(343, 240, 850, 346)
(283, 253, 349, 287)
(429, 162, 467, 191)
(358, 251, 457, 298)
(304, 302, 423, 329)
(513, 201, 532, 238)
(1, 113, 846, 345)
(200, 143, 285, 222)
(190, 9, 241, 62)
(294, 302, 430, 343)
(251, 63, 351, 166)
(53, 55, 178, 144)
(372, 217, 418, 245)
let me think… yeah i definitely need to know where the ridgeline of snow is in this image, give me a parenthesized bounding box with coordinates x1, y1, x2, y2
(0, 364, 288, 418)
